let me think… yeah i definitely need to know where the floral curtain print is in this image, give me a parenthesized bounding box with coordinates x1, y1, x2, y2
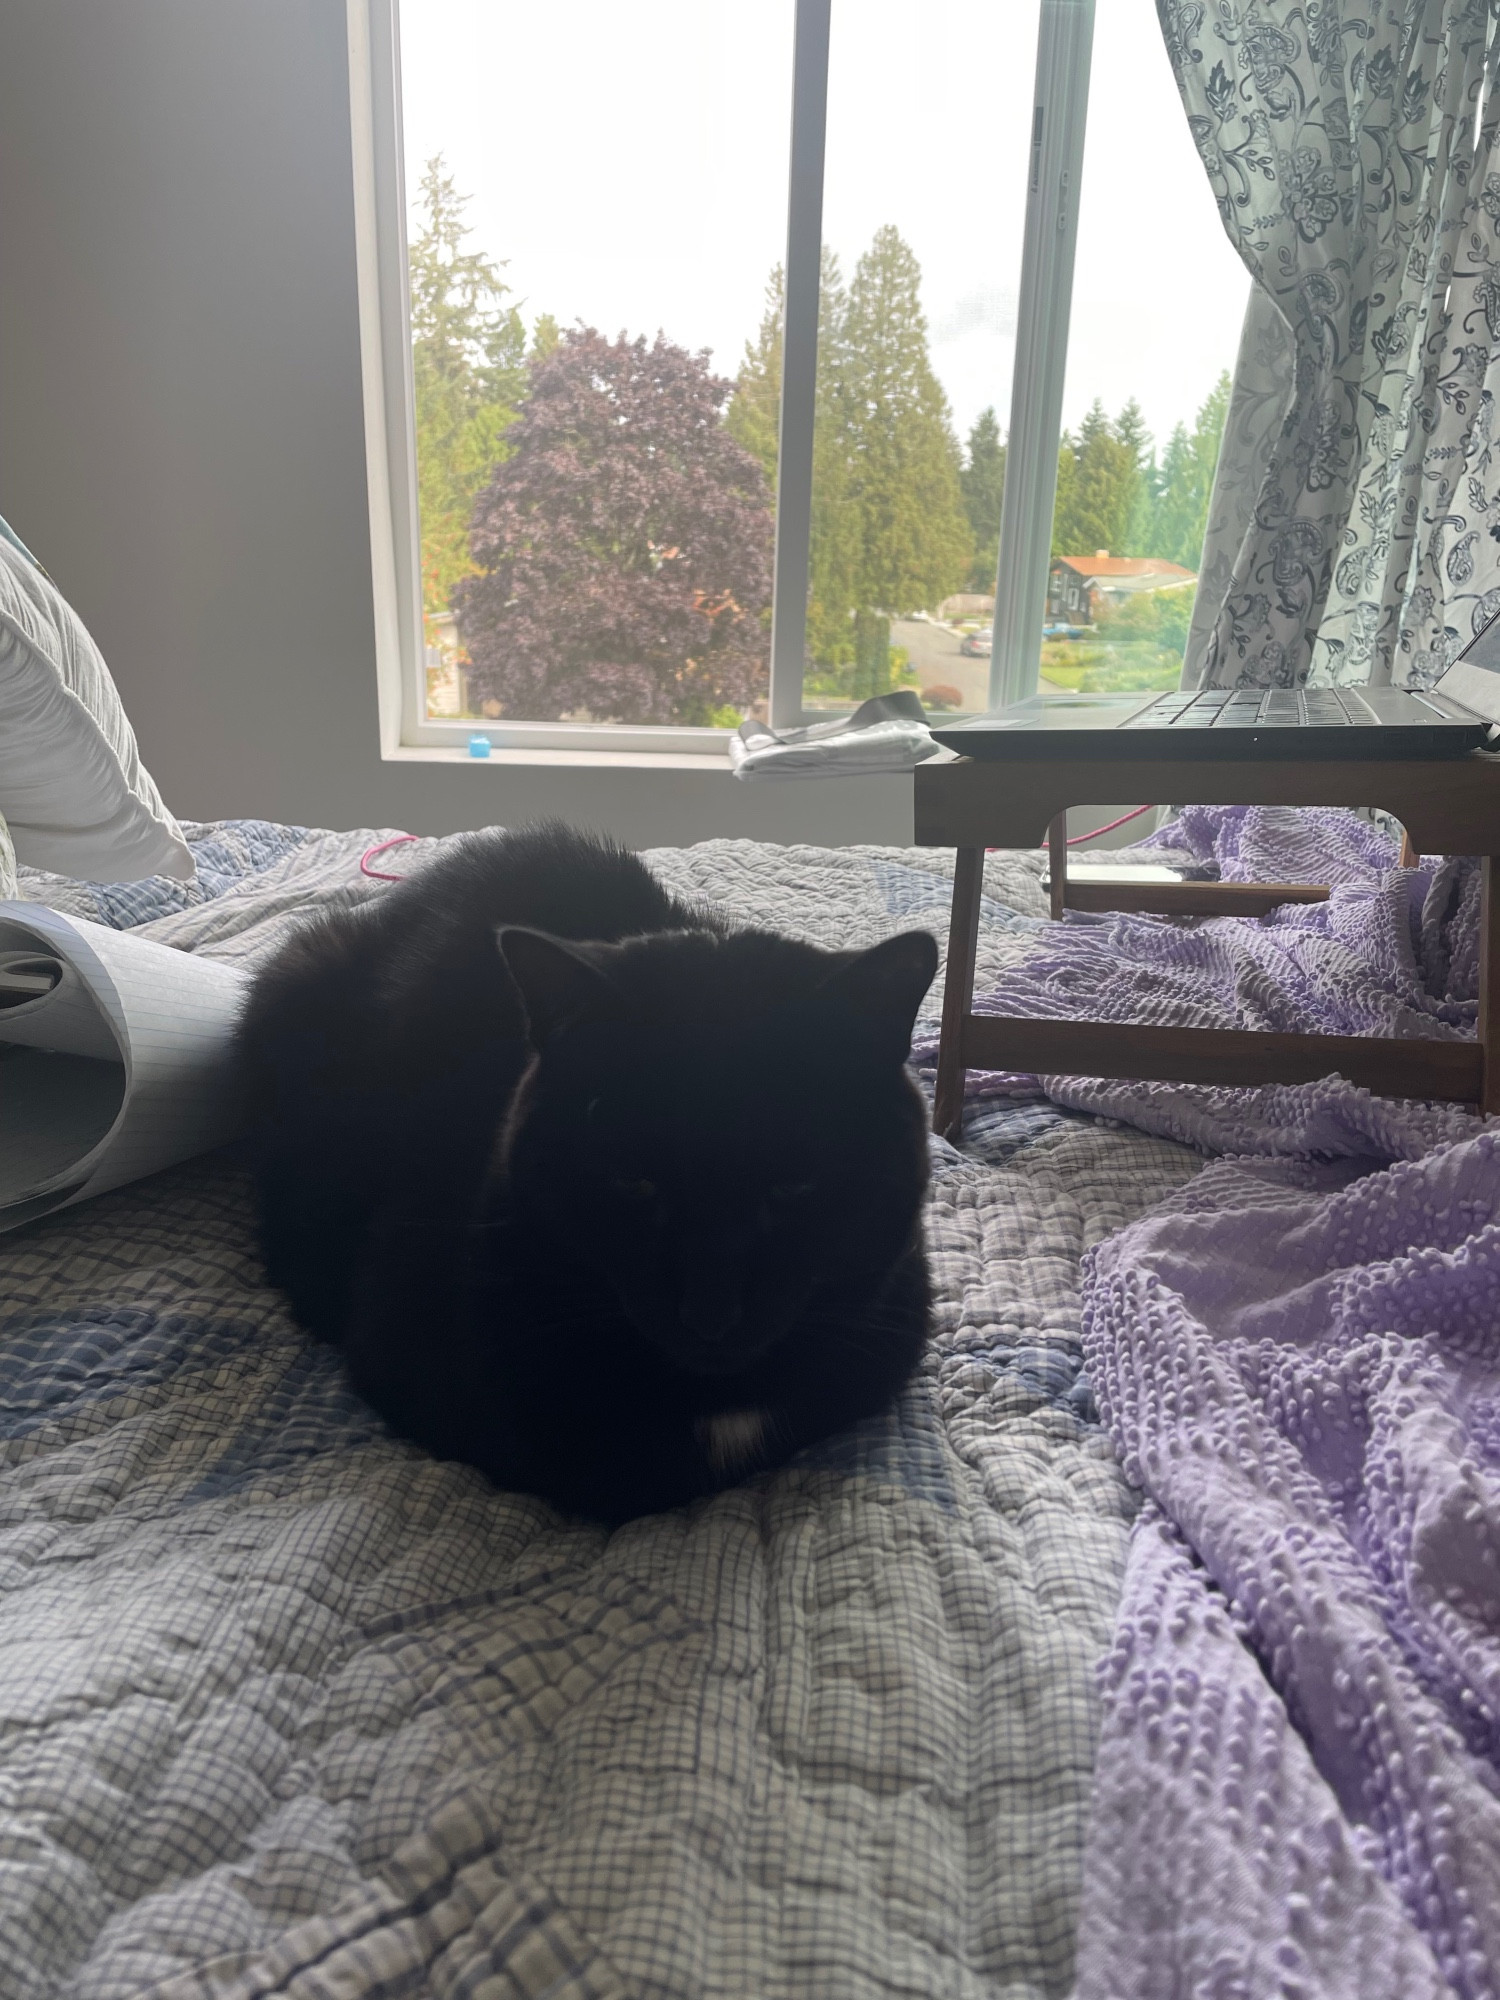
(1165, 0, 1500, 690)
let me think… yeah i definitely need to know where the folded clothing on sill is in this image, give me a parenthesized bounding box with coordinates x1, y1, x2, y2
(729, 689, 941, 777)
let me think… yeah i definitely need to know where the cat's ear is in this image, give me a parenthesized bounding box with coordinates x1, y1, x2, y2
(814, 931, 938, 1062)
(498, 929, 621, 1048)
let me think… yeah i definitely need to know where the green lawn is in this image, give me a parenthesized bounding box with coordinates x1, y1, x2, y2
(1039, 641, 1183, 694)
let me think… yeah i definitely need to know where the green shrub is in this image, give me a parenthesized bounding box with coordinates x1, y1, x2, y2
(1041, 641, 1181, 694)
(1094, 587, 1193, 656)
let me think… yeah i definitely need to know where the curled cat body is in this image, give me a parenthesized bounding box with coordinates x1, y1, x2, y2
(236, 823, 938, 1523)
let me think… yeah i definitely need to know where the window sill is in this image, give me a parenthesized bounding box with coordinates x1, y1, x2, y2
(385, 744, 733, 772)
(373, 742, 919, 850)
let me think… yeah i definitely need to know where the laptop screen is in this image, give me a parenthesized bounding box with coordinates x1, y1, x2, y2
(1437, 608, 1500, 726)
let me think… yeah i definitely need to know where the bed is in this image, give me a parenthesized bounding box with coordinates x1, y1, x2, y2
(1, 823, 1201, 1999)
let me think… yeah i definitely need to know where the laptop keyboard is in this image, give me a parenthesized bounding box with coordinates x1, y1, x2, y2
(1122, 688, 1372, 728)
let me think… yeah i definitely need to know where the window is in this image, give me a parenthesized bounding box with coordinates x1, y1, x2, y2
(796, 0, 1039, 719)
(349, 0, 1248, 759)
(1039, 0, 1247, 703)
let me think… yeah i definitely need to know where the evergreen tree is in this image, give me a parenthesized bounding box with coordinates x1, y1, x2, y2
(1048, 380, 1228, 573)
(806, 249, 863, 662)
(1113, 398, 1151, 480)
(961, 407, 1006, 592)
(851, 608, 892, 698)
(1148, 371, 1231, 568)
(725, 251, 861, 662)
(730, 228, 970, 670)
(1051, 398, 1139, 557)
(408, 157, 527, 624)
(841, 225, 971, 617)
(1124, 443, 1163, 557)
(725, 267, 783, 488)
(1052, 439, 1078, 562)
(1143, 421, 1192, 560)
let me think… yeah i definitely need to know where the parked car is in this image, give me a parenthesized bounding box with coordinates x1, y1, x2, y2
(959, 627, 993, 658)
(1042, 623, 1093, 641)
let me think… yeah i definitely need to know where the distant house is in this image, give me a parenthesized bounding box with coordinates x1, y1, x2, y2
(1047, 553, 1195, 624)
(938, 592, 995, 621)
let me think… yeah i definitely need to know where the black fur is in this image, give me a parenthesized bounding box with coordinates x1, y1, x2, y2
(236, 823, 936, 1522)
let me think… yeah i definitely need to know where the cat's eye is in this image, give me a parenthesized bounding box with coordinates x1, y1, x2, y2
(771, 1180, 815, 1202)
(612, 1176, 657, 1200)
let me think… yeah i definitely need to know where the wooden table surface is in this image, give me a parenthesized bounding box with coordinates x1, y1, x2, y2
(914, 748, 1500, 857)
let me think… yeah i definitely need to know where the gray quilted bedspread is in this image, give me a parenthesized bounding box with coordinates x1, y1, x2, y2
(1, 825, 1199, 1999)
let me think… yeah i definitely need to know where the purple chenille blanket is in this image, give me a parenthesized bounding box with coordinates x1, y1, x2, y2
(913, 804, 1486, 1161)
(1001, 808, 1500, 1996)
(1075, 1139, 1500, 2000)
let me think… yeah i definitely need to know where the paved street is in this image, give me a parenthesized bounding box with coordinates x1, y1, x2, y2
(896, 618, 1075, 710)
(893, 619, 991, 710)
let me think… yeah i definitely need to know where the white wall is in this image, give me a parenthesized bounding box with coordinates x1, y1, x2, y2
(0, 1, 1149, 853)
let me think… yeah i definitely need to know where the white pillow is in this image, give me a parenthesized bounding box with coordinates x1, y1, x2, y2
(0, 808, 15, 901)
(0, 533, 193, 882)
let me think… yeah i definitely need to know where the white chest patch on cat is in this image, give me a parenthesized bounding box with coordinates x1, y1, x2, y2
(697, 1407, 774, 1477)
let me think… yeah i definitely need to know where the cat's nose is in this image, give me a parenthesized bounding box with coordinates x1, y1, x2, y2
(679, 1277, 743, 1344)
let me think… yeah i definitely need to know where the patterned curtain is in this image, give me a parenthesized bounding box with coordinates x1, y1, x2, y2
(1167, 0, 1500, 690)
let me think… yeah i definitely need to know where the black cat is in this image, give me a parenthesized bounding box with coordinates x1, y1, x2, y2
(236, 823, 937, 1522)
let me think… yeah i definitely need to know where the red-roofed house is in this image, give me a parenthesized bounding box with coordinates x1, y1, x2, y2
(1047, 552, 1195, 624)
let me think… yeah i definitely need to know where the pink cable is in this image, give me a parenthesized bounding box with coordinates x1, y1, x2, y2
(988, 803, 1159, 859)
(1065, 803, 1157, 846)
(360, 833, 420, 882)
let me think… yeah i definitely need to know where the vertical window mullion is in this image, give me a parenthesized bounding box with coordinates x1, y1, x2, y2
(351, 0, 426, 750)
(768, 0, 832, 732)
(990, 0, 1095, 712)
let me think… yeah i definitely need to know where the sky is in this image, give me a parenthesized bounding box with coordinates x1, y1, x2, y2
(398, 0, 1248, 455)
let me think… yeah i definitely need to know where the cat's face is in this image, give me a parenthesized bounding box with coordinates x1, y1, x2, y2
(496, 927, 937, 1376)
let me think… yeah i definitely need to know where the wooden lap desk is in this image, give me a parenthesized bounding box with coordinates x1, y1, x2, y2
(914, 750, 1500, 1139)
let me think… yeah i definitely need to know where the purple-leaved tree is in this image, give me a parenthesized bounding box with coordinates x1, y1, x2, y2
(457, 329, 774, 724)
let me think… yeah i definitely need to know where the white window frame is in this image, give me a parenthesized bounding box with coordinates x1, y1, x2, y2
(347, 0, 1096, 758)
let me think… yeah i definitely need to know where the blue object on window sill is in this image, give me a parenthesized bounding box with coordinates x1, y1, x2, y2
(468, 733, 492, 759)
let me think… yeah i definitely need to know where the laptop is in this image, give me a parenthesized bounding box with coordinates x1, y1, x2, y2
(929, 610, 1500, 760)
